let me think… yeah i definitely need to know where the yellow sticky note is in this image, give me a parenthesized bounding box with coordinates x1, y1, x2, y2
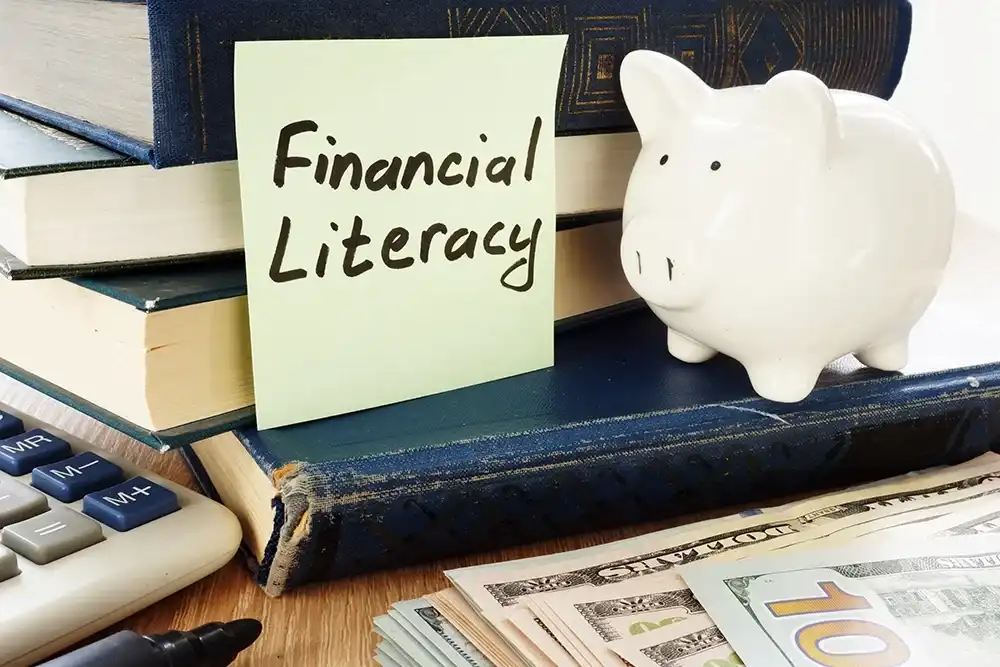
(234, 35, 568, 429)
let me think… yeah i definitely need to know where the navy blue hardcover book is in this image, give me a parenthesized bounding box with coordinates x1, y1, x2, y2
(0, 0, 912, 167)
(180, 215, 1000, 595)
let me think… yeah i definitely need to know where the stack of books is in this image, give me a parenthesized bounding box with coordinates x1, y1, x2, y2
(2, 0, 996, 603)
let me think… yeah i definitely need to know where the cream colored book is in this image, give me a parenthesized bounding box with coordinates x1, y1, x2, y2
(0, 104, 640, 269)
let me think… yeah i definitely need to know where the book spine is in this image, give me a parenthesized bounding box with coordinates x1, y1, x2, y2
(141, 0, 911, 167)
(239, 371, 999, 596)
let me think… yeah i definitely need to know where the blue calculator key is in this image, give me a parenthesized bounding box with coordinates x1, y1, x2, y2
(82, 476, 179, 531)
(31, 452, 125, 502)
(0, 410, 24, 441)
(0, 429, 72, 476)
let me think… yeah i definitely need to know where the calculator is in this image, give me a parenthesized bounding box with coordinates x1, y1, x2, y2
(0, 405, 243, 667)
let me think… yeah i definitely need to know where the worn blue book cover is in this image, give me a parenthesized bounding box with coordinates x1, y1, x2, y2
(179, 216, 1000, 594)
(0, 0, 912, 167)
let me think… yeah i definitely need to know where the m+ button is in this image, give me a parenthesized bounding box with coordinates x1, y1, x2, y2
(82, 476, 179, 532)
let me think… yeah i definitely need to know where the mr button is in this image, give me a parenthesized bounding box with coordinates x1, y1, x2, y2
(0, 429, 72, 476)
(83, 477, 179, 531)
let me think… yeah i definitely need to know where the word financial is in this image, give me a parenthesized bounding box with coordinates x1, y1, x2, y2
(267, 117, 546, 292)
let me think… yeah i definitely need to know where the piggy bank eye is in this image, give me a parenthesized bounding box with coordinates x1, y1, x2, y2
(710, 161, 722, 171)
(659, 154, 669, 166)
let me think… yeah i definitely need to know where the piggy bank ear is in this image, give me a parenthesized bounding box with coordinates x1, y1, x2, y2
(755, 70, 840, 158)
(619, 50, 710, 142)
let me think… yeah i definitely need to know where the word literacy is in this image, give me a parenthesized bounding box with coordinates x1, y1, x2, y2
(268, 215, 543, 292)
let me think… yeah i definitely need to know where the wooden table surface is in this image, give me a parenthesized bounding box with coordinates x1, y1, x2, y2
(0, 376, 736, 667)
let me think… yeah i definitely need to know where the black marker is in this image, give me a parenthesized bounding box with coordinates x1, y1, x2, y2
(36, 618, 262, 667)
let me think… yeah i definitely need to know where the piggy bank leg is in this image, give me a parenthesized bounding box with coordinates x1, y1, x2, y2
(667, 328, 717, 364)
(744, 361, 823, 403)
(855, 338, 909, 371)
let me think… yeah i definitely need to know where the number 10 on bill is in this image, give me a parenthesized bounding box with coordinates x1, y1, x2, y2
(747, 572, 930, 667)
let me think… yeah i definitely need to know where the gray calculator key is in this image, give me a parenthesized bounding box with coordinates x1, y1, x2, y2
(0, 544, 17, 582)
(0, 477, 48, 528)
(0, 507, 104, 564)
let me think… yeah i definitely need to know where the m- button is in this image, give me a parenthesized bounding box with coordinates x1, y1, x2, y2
(32, 452, 124, 502)
(83, 476, 179, 531)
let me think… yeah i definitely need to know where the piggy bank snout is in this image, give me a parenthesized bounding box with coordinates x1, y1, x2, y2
(620, 219, 703, 309)
(630, 248, 680, 284)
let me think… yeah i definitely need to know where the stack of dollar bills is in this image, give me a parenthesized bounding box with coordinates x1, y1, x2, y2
(373, 451, 1000, 667)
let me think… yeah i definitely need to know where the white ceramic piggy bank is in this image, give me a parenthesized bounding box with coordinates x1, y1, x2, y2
(618, 50, 956, 403)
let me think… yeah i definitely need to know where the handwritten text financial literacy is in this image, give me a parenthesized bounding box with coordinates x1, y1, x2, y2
(267, 117, 545, 292)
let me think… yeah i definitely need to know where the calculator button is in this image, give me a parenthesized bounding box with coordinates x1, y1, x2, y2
(0, 429, 72, 476)
(32, 452, 125, 503)
(0, 477, 48, 528)
(83, 476, 179, 531)
(0, 544, 18, 582)
(1, 507, 104, 564)
(0, 410, 24, 441)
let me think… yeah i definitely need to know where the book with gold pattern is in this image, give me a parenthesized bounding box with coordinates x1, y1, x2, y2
(0, 0, 912, 167)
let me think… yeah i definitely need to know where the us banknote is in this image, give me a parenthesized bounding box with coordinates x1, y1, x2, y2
(795, 492, 1000, 548)
(448, 454, 1000, 610)
(596, 492, 1000, 666)
(376, 599, 496, 667)
(916, 497, 1000, 537)
(522, 596, 601, 667)
(679, 534, 1000, 666)
(532, 478, 1000, 667)
(444, 454, 1000, 665)
(527, 572, 705, 667)
(880, 492, 1000, 541)
(426, 588, 532, 667)
(375, 614, 430, 667)
(607, 615, 742, 667)
(769, 481, 1000, 554)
